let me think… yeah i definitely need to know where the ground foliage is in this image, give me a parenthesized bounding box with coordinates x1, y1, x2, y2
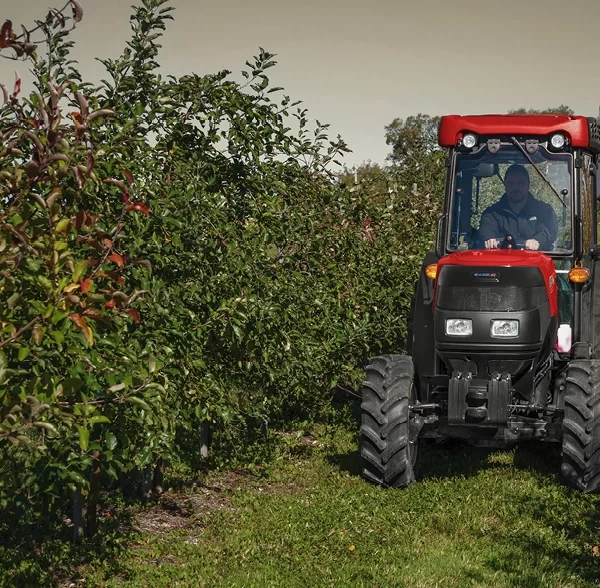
(2, 413, 600, 587)
(0, 0, 443, 537)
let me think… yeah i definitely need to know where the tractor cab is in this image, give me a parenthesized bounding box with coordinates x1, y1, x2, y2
(360, 114, 600, 493)
(437, 115, 600, 331)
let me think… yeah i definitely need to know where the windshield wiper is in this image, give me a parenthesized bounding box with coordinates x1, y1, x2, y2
(510, 136, 566, 208)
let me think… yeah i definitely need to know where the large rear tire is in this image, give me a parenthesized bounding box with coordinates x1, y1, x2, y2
(561, 360, 600, 493)
(360, 355, 420, 488)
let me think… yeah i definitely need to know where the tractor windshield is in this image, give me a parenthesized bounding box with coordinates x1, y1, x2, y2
(448, 145, 572, 253)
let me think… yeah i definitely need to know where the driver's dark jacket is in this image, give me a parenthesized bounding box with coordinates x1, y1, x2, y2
(476, 193, 558, 250)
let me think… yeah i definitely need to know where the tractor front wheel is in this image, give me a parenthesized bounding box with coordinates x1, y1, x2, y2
(360, 355, 420, 488)
(561, 360, 600, 493)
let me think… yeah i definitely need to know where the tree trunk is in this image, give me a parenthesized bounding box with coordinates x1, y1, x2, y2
(141, 464, 152, 501)
(72, 487, 84, 542)
(86, 450, 102, 538)
(152, 458, 164, 495)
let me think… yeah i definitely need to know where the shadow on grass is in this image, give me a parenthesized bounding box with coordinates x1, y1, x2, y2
(484, 523, 600, 585)
(328, 427, 567, 486)
(512, 439, 563, 475)
(478, 485, 600, 585)
(0, 507, 137, 587)
(421, 438, 564, 482)
(328, 440, 501, 482)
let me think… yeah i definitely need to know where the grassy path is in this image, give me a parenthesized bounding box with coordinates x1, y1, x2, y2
(3, 422, 600, 587)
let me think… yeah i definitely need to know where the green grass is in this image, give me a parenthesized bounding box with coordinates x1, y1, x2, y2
(3, 414, 600, 587)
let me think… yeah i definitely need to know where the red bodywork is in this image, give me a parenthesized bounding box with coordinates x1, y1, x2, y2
(436, 250, 558, 317)
(438, 114, 590, 149)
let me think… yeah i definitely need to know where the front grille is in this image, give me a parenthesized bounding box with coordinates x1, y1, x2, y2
(436, 285, 547, 312)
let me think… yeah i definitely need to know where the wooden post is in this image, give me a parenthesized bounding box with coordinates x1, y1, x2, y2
(200, 420, 209, 458)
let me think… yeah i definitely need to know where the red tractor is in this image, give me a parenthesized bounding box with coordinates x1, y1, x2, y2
(360, 114, 600, 492)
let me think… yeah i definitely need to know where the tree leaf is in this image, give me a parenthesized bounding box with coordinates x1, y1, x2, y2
(69, 313, 93, 346)
(77, 426, 89, 451)
(108, 253, 124, 267)
(122, 169, 134, 184)
(70, 0, 84, 23)
(33, 421, 57, 434)
(80, 278, 92, 294)
(31, 326, 43, 345)
(7, 292, 20, 309)
(72, 260, 88, 282)
(125, 202, 149, 216)
(124, 396, 151, 411)
(55, 218, 71, 234)
(126, 309, 140, 323)
(105, 431, 117, 451)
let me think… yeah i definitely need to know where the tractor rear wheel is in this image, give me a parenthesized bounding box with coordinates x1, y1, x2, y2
(561, 360, 600, 493)
(360, 354, 420, 487)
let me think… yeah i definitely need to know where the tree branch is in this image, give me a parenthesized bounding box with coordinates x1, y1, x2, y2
(0, 316, 40, 348)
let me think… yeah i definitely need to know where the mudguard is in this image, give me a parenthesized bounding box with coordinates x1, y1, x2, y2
(407, 251, 438, 401)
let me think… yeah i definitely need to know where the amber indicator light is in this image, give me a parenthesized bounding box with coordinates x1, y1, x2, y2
(568, 267, 590, 284)
(425, 264, 438, 279)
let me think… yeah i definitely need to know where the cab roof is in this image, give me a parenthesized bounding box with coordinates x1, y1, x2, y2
(438, 114, 595, 149)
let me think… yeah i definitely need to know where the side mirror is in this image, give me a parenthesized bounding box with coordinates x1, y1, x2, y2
(472, 163, 497, 178)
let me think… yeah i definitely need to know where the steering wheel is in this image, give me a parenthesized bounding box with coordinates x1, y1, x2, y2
(500, 235, 525, 250)
(467, 235, 530, 250)
(500, 235, 516, 249)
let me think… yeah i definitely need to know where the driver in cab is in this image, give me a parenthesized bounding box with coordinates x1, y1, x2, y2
(477, 164, 558, 251)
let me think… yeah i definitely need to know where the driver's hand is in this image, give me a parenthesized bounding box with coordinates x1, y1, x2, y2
(525, 239, 540, 251)
(484, 238, 499, 249)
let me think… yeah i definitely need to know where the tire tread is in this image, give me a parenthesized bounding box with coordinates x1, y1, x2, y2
(561, 360, 600, 493)
(360, 354, 418, 488)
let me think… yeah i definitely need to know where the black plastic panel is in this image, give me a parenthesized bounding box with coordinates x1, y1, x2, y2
(587, 117, 600, 153)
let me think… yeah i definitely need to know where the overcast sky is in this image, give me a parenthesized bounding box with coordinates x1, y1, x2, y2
(1, 0, 599, 167)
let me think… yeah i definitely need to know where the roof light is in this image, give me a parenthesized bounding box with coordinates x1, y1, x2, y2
(462, 133, 478, 149)
(550, 133, 566, 149)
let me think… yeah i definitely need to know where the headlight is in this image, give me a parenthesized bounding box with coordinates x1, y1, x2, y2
(462, 133, 478, 149)
(445, 318, 473, 336)
(490, 319, 519, 338)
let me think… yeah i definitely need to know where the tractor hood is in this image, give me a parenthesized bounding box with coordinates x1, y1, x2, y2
(436, 250, 558, 318)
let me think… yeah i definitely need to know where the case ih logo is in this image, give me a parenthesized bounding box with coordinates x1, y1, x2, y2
(472, 271, 499, 281)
